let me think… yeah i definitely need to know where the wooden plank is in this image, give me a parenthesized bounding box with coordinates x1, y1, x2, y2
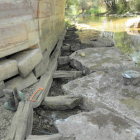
(5, 102, 25, 140)
(31, 30, 66, 108)
(58, 56, 70, 67)
(26, 105, 33, 138)
(15, 101, 32, 140)
(62, 45, 71, 51)
(53, 71, 82, 79)
(26, 134, 62, 140)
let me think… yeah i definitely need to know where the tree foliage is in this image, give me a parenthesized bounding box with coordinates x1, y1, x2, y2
(66, 0, 140, 16)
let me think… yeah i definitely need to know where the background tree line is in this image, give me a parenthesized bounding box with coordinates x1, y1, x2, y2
(65, 0, 140, 16)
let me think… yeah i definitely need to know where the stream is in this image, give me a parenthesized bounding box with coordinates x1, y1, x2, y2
(74, 16, 140, 66)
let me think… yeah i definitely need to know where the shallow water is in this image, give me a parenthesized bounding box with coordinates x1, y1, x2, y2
(75, 16, 140, 65)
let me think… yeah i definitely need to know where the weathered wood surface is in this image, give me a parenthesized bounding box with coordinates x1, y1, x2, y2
(58, 56, 70, 67)
(5, 102, 25, 140)
(0, 81, 5, 97)
(5, 30, 66, 140)
(42, 95, 82, 110)
(33, 50, 50, 78)
(5, 72, 38, 91)
(62, 45, 71, 51)
(10, 48, 43, 78)
(31, 30, 66, 108)
(53, 71, 82, 79)
(26, 134, 75, 140)
(0, 0, 39, 58)
(26, 134, 62, 140)
(5, 101, 33, 140)
(0, 59, 18, 81)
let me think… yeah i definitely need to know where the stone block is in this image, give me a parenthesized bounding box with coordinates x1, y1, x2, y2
(0, 59, 18, 81)
(10, 48, 43, 78)
(81, 37, 114, 48)
(0, 81, 5, 98)
(5, 72, 38, 91)
(62, 69, 140, 124)
(33, 50, 50, 78)
(55, 108, 140, 140)
(70, 47, 135, 75)
(41, 95, 82, 110)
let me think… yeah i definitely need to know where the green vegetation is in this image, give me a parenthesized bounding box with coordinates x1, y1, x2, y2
(65, 0, 105, 16)
(65, 0, 140, 17)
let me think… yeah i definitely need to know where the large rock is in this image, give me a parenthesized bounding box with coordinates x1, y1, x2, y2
(33, 50, 50, 78)
(0, 81, 5, 98)
(10, 49, 43, 78)
(62, 70, 140, 124)
(55, 108, 140, 140)
(80, 37, 114, 49)
(70, 47, 135, 75)
(41, 95, 82, 110)
(0, 59, 18, 81)
(5, 72, 38, 91)
(125, 18, 140, 28)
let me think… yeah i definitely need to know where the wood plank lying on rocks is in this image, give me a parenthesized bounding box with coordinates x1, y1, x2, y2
(0, 81, 5, 97)
(31, 30, 67, 108)
(26, 134, 62, 140)
(58, 56, 70, 67)
(15, 101, 33, 140)
(6, 101, 33, 140)
(5, 30, 66, 140)
(5, 102, 25, 140)
(0, 59, 18, 81)
(53, 71, 82, 79)
(41, 95, 82, 110)
(5, 72, 38, 91)
(26, 134, 75, 140)
(62, 45, 71, 51)
(10, 48, 43, 78)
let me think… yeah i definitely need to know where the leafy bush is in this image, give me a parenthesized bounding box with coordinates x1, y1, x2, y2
(85, 7, 106, 15)
(133, 0, 140, 11)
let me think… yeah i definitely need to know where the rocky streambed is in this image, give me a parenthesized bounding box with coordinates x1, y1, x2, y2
(1, 24, 140, 140)
(54, 25, 140, 140)
(30, 25, 140, 140)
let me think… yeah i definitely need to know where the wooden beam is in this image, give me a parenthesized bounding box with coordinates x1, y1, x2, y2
(5, 102, 25, 140)
(58, 56, 70, 67)
(53, 71, 82, 79)
(5, 29, 67, 140)
(5, 101, 33, 140)
(62, 45, 71, 51)
(15, 101, 33, 140)
(31, 30, 67, 109)
(26, 134, 62, 140)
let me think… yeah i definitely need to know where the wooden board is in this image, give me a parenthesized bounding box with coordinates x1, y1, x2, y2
(62, 45, 71, 51)
(5, 29, 67, 140)
(58, 56, 70, 67)
(31, 29, 66, 108)
(5, 102, 25, 140)
(53, 71, 82, 79)
(15, 101, 33, 140)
